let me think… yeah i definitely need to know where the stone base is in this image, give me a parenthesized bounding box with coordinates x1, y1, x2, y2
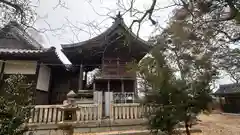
(65, 90, 94, 105)
(75, 99, 94, 104)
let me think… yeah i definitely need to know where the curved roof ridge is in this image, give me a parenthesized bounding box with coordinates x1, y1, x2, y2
(53, 48, 72, 69)
(3, 21, 44, 49)
(61, 15, 152, 49)
(119, 20, 151, 47)
(61, 18, 121, 48)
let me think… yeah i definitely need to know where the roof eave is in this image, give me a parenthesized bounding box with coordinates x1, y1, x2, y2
(0, 47, 69, 70)
(61, 17, 152, 50)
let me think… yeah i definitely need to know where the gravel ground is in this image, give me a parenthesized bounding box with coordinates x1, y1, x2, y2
(193, 113, 240, 135)
(75, 113, 240, 135)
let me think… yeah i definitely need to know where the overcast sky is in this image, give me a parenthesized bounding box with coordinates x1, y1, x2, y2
(30, 0, 232, 85)
(32, 0, 174, 47)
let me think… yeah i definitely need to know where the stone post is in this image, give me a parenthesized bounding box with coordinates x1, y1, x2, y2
(107, 80, 110, 92)
(78, 64, 83, 91)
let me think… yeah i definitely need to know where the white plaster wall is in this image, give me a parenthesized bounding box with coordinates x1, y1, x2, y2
(36, 65, 51, 92)
(4, 60, 37, 74)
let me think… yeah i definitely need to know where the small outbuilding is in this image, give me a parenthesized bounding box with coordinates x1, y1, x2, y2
(214, 83, 240, 113)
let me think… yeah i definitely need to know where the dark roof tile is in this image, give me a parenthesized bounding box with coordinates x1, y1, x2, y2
(215, 83, 240, 95)
(0, 21, 43, 49)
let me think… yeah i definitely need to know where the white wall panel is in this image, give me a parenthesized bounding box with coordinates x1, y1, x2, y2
(36, 65, 51, 92)
(4, 60, 37, 74)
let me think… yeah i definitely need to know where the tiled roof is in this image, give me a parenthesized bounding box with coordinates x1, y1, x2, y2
(0, 48, 49, 54)
(215, 83, 240, 95)
(0, 21, 43, 49)
(0, 47, 58, 61)
(0, 47, 71, 70)
(61, 14, 152, 49)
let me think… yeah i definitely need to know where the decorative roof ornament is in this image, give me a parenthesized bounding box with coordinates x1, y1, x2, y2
(114, 11, 123, 23)
(116, 11, 122, 19)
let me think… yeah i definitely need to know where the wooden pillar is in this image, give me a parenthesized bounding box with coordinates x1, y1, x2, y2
(219, 97, 223, 111)
(121, 80, 124, 93)
(134, 79, 137, 94)
(84, 71, 88, 89)
(121, 80, 125, 103)
(34, 61, 41, 105)
(93, 82, 96, 91)
(84, 72, 87, 80)
(107, 80, 110, 92)
(132, 79, 136, 103)
(117, 58, 120, 76)
(48, 69, 54, 104)
(0, 60, 6, 86)
(35, 61, 41, 81)
(78, 64, 83, 90)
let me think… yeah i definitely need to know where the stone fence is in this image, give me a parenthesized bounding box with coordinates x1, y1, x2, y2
(110, 103, 144, 120)
(28, 103, 102, 125)
(26, 102, 148, 126)
(28, 105, 63, 124)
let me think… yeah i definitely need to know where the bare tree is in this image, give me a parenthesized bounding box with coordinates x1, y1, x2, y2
(219, 48, 240, 84)
(0, 0, 36, 27)
(86, 0, 239, 43)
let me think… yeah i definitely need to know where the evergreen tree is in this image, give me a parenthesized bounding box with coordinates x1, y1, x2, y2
(0, 74, 34, 135)
(137, 19, 218, 135)
(137, 47, 188, 135)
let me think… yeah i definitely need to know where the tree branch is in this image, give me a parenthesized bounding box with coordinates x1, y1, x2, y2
(0, 0, 25, 23)
(212, 27, 240, 42)
(129, 0, 157, 35)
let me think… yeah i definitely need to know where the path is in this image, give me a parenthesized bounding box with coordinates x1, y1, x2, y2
(74, 113, 240, 135)
(195, 113, 240, 135)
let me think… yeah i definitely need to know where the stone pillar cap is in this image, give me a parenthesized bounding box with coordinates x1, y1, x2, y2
(67, 90, 76, 98)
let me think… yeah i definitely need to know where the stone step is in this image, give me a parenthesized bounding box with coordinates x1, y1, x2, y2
(73, 130, 149, 135)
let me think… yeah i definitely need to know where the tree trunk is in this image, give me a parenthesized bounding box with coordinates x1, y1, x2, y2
(185, 121, 191, 135)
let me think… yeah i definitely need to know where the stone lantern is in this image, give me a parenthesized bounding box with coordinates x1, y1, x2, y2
(61, 90, 78, 122)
